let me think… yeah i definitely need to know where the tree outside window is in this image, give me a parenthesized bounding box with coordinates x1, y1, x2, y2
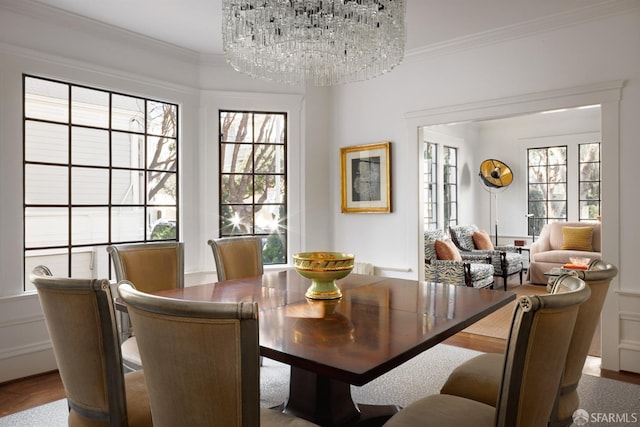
(527, 146, 567, 237)
(422, 142, 457, 230)
(579, 143, 601, 221)
(423, 142, 437, 230)
(443, 146, 458, 228)
(219, 110, 287, 265)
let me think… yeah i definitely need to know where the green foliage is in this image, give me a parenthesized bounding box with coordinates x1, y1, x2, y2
(151, 222, 176, 240)
(263, 233, 285, 264)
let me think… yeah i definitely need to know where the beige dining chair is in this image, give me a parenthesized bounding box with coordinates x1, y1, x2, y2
(107, 241, 184, 371)
(383, 274, 591, 427)
(439, 260, 618, 427)
(208, 236, 265, 365)
(30, 266, 152, 427)
(117, 281, 318, 427)
(207, 236, 263, 282)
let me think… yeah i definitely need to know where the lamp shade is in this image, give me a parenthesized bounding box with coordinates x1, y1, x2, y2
(479, 159, 513, 189)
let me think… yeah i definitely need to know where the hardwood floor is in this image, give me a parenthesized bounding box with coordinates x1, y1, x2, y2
(1, 332, 638, 418)
(444, 332, 640, 387)
(0, 369, 65, 417)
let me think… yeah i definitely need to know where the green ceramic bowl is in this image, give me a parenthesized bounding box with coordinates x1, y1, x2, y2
(293, 252, 355, 299)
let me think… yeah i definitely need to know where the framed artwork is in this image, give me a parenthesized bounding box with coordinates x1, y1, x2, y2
(340, 142, 391, 213)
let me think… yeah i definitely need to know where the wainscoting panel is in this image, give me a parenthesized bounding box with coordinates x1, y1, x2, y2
(619, 290, 640, 374)
(0, 293, 57, 383)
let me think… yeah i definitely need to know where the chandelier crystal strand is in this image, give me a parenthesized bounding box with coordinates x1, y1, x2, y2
(222, 0, 406, 86)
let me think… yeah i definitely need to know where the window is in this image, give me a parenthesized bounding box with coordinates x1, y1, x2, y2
(527, 146, 567, 237)
(23, 75, 179, 290)
(579, 143, 601, 221)
(423, 143, 437, 230)
(219, 110, 287, 265)
(422, 142, 458, 230)
(443, 146, 458, 228)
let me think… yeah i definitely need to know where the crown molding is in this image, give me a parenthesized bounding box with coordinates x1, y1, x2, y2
(405, 80, 625, 123)
(198, 53, 229, 68)
(405, 0, 640, 60)
(0, 0, 201, 64)
(0, 42, 200, 97)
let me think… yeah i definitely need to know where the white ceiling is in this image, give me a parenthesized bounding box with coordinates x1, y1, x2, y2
(30, 0, 614, 55)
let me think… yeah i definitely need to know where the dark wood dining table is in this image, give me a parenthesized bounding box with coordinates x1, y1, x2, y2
(153, 269, 515, 427)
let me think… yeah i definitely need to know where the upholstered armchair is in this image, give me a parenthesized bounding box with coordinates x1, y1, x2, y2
(528, 221, 601, 284)
(449, 225, 524, 290)
(424, 230, 495, 289)
(383, 274, 591, 427)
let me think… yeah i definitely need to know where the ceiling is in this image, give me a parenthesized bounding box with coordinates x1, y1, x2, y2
(30, 0, 614, 55)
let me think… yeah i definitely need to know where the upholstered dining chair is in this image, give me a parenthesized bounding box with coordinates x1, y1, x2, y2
(208, 236, 266, 365)
(207, 236, 264, 282)
(439, 260, 618, 427)
(383, 274, 591, 427)
(107, 241, 184, 371)
(30, 266, 152, 427)
(117, 282, 318, 427)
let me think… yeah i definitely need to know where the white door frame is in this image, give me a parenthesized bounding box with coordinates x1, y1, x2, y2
(406, 80, 623, 371)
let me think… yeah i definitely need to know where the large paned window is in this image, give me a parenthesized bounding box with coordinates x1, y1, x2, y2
(219, 110, 287, 265)
(443, 146, 458, 228)
(527, 146, 567, 236)
(579, 143, 601, 221)
(423, 143, 437, 230)
(423, 141, 457, 231)
(23, 75, 179, 290)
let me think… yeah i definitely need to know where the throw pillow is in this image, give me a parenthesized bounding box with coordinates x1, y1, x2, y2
(434, 239, 462, 261)
(450, 225, 477, 251)
(561, 226, 594, 251)
(472, 230, 494, 250)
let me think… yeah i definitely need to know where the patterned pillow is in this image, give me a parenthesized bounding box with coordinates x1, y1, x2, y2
(424, 229, 446, 242)
(561, 226, 594, 251)
(450, 225, 478, 251)
(472, 230, 494, 250)
(424, 230, 446, 261)
(435, 239, 462, 261)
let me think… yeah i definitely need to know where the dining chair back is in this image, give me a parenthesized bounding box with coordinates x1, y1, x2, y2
(107, 241, 184, 371)
(30, 266, 152, 427)
(549, 260, 618, 426)
(107, 241, 184, 293)
(384, 274, 590, 427)
(207, 236, 263, 282)
(117, 282, 319, 427)
(439, 261, 617, 427)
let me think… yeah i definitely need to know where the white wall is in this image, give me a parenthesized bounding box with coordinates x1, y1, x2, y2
(330, 9, 640, 372)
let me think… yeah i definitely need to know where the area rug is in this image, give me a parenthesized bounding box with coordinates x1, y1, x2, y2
(462, 284, 547, 339)
(2, 344, 638, 426)
(463, 283, 602, 357)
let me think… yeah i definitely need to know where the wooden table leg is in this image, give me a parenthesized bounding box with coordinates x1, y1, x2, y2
(281, 367, 400, 427)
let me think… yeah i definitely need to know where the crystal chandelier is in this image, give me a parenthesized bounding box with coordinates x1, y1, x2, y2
(222, 0, 406, 86)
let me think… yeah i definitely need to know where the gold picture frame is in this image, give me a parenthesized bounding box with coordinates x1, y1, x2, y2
(340, 142, 392, 213)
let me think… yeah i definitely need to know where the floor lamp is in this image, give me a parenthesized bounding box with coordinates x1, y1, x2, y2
(479, 159, 514, 246)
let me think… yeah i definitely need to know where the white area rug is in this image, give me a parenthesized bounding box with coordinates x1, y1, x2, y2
(2, 344, 638, 426)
